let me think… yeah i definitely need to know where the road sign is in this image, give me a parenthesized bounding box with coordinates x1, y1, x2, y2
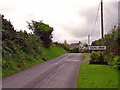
(89, 46, 106, 50)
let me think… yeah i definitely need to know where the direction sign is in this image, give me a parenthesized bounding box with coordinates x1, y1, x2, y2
(89, 46, 106, 50)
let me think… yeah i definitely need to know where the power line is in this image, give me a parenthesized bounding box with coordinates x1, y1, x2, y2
(91, 2, 101, 35)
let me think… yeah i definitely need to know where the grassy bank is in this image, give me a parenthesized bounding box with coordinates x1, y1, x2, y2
(2, 45, 68, 78)
(77, 60, 118, 88)
(42, 45, 68, 60)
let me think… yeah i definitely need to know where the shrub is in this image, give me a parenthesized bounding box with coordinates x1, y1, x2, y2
(90, 51, 107, 64)
(109, 56, 120, 70)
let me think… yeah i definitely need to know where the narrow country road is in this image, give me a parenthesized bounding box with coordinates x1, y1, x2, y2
(2, 53, 83, 88)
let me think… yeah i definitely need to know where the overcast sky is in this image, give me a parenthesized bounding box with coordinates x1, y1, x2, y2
(0, 0, 119, 44)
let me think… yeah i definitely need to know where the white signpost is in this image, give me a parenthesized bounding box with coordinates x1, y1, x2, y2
(89, 46, 106, 51)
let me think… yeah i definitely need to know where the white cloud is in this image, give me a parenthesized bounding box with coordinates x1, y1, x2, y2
(0, 0, 118, 44)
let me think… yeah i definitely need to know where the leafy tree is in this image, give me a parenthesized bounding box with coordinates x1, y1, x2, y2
(27, 21, 53, 48)
(64, 40, 67, 45)
(2, 15, 17, 41)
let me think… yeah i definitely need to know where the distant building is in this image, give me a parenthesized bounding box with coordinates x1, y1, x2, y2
(70, 43, 79, 48)
(70, 42, 87, 50)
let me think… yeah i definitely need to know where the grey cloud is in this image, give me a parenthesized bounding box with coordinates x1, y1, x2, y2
(104, 2, 118, 33)
(71, 7, 100, 37)
(80, 5, 100, 25)
(56, 6, 101, 43)
(56, 2, 118, 44)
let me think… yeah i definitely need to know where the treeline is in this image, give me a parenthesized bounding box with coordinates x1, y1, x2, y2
(91, 26, 120, 69)
(1, 15, 68, 77)
(53, 41, 89, 53)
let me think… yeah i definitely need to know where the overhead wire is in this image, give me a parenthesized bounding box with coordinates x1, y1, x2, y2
(91, 2, 101, 35)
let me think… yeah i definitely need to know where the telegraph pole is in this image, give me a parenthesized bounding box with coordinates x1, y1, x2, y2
(101, 0, 104, 43)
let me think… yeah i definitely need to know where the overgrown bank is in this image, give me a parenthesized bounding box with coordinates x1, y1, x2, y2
(3, 45, 68, 78)
(1, 15, 68, 78)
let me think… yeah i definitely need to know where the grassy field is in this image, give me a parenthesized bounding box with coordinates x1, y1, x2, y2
(2, 45, 68, 78)
(77, 60, 118, 88)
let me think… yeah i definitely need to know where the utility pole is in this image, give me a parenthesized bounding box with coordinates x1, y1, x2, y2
(88, 35, 90, 46)
(101, 0, 104, 43)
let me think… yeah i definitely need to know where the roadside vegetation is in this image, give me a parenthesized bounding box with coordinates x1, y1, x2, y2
(84, 53, 91, 56)
(53, 41, 70, 52)
(77, 26, 120, 88)
(1, 15, 68, 78)
(77, 61, 118, 88)
(91, 26, 120, 70)
(81, 55, 86, 62)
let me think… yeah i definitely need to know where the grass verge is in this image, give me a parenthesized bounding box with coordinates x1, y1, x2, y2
(77, 61, 118, 88)
(81, 55, 86, 63)
(84, 53, 91, 56)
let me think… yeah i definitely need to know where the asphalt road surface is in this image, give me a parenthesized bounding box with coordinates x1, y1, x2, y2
(2, 53, 83, 88)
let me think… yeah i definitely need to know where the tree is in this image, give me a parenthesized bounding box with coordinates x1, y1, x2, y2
(27, 21, 54, 48)
(64, 40, 67, 45)
(1, 15, 17, 41)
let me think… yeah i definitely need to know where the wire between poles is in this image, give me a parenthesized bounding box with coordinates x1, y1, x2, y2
(91, 2, 101, 35)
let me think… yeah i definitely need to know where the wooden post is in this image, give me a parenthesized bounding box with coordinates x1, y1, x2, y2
(101, 0, 104, 43)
